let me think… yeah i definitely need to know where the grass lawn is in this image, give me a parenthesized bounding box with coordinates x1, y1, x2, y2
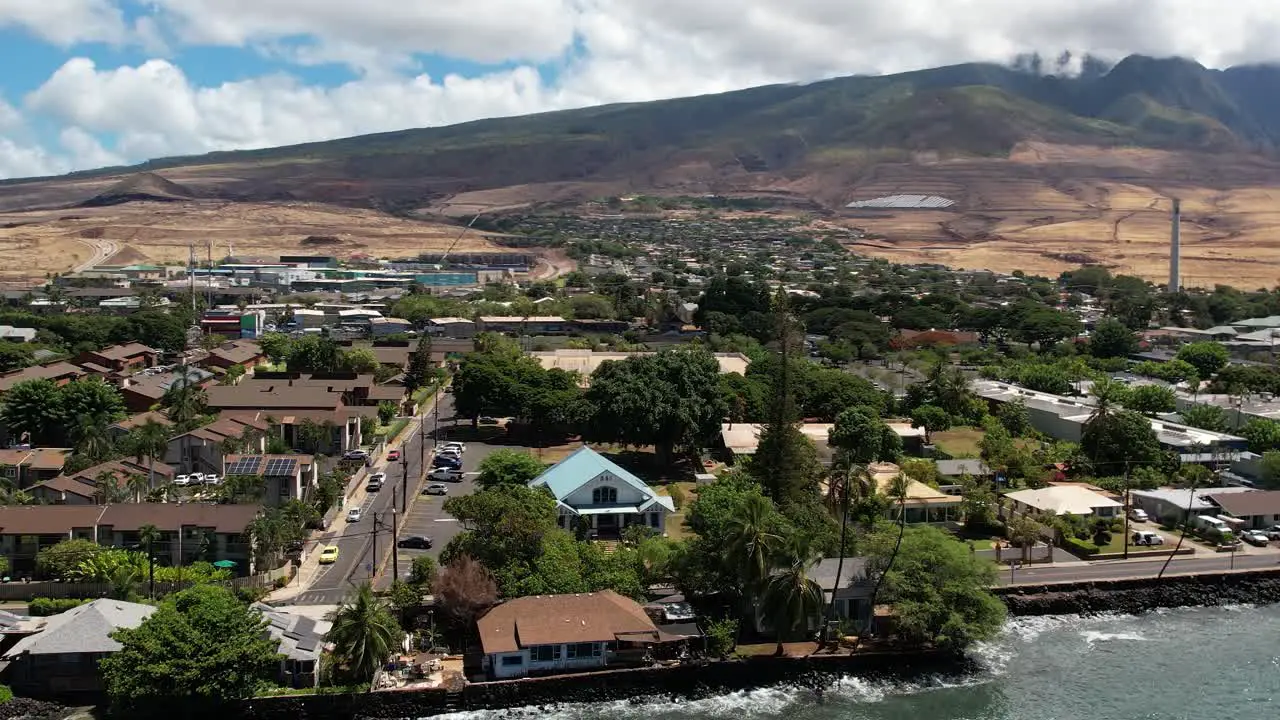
(376, 418, 410, 443)
(656, 482, 698, 541)
(932, 428, 984, 458)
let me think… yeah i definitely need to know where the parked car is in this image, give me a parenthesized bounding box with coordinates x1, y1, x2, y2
(1265, 525, 1280, 541)
(1128, 508, 1149, 522)
(441, 442, 466, 454)
(423, 484, 449, 496)
(387, 449, 401, 461)
(432, 455, 462, 470)
(189, 472, 206, 485)
(203, 474, 221, 486)
(1242, 530, 1271, 547)
(435, 446, 462, 458)
(397, 535, 433, 549)
(318, 545, 340, 564)
(428, 467, 463, 482)
(343, 449, 369, 461)
(1131, 530, 1164, 546)
(174, 474, 191, 486)
(366, 473, 386, 491)
(644, 601, 697, 623)
(478, 416, 497, 425)
(346, 508, 363, 523)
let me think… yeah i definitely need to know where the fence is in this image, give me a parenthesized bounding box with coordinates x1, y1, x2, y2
(0, 564, 292, 601)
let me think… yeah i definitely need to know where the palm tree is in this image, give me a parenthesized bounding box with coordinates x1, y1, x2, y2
(760, 533, 824, 656)
(1087, 378, 1129, 424)
(725, 495, 782, 597)
(858, 473, 911, 648)
(74, 413, 115, 463)
(138, 524, 161, 598)
(821, 456, 874, 640)
(326, 583, 405, 684)
(92, 470, 128, 505)
(130, 420, 171, 495)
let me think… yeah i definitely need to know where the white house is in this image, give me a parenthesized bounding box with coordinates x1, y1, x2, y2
(369, 317, 413, 337)
(1006, 485, 1123, 518)
(476, 590, 661, 679)
(528, 446, 675, 538)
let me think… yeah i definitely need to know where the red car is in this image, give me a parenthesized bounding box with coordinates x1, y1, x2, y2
(387, 449, 401, 461)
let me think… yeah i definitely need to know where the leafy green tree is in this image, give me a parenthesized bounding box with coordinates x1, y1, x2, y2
(725, 494, 782, 600)
(719, 372, 766, 422)
(441, 484, 559, 579)
(475, 449, 545, 489)
(36, 538, 103, 579)
(960, 475, 998, 530)
(326, 583, 404, 683)
(829, 406, 902, 464)
(583, 348, 726, 463)
(100, 585, 281, 717)
(909, 405, 951, 444)
(128, 420, 171, 498)
(1126, 384, 1177, 415)
(339, 347, 380, 374)
(1014, 306, 1082, 348)
(1018, 364, 1074, 395)
(408, 555, 438, 587)
(376, 401, 398, 425)
(257, 332, 292, 365)
(866, 525, 1005, 651)
(1088, 318, 1138, 358)
(1259, 451, 1280, 490)
(1241, 418, 1280, 453)
(997, 398, 1032, 436)
(1176, 342, 1230, 379)
(73, 412, 117, 463)
(1081, 409, 1162, 476)
(0, 342, 33, 372)
(285, 334, 341, 373)
(162, 377, 208, 429)
(759, 533, 824, 654)
(0, 379, 63, 445)
(59, 377, 126, 427)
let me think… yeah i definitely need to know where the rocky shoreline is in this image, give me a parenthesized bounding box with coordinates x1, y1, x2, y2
(996, 569, 1280, 616)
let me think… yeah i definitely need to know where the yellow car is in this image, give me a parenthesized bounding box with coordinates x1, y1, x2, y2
(318, 545, 340, 564)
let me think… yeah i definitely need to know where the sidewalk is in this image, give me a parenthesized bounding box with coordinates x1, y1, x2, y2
(266, 390, 443, 604)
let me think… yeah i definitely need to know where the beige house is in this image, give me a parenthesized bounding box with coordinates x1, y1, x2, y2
(868, 462, 962, 523)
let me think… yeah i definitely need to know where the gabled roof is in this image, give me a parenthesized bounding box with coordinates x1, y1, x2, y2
(1, 599, 155, 657)
(477, 590, 658, 655)
(529, 446, 674, 513)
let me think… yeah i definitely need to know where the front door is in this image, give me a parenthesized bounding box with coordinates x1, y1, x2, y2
(597, 514, 619, 537)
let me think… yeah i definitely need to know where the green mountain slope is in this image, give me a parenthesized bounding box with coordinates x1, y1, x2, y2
(14, 53, 1280, 204)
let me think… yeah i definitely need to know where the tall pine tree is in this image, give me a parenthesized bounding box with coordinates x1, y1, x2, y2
(750, 289, 820, 505)
(405, 334, 435, 392)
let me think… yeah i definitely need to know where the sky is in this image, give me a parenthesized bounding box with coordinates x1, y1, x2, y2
(3, 0, 1280, 180)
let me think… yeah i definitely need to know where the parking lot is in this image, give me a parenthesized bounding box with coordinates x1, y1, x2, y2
(1126, 517, 1280, 556)
(379, 439, 502, 587)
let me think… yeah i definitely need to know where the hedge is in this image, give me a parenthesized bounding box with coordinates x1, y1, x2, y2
(1062, 537, 1101, 557)
(28, 597, 92, 617)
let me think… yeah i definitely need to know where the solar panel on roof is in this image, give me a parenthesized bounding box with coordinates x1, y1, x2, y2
(225, 457, 262, 476)
(297, 637, 319, 652)
(264, 458, 297, 476)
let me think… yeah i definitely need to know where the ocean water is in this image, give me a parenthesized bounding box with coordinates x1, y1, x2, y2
(431, 605, 1280, 720)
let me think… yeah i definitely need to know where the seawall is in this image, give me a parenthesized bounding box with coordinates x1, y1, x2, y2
(240, 649, 965, 720)
(996, 568, 1280, 615)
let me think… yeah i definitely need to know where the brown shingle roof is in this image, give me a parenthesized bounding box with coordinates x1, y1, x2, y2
(30, 475, 97, 500)
(205, 384, 345, 410)
(477, 590, 658, 655)
(1209, 490, 1280, 518)
(97, 503, 261, 534)
(0, 362, 86, 392)
(206, 341, 263, 366)
(0, 448, 69, 470)
(112, 411, 173, 431)
(0, 505, 105, 534)
(91, 343, 157, 362)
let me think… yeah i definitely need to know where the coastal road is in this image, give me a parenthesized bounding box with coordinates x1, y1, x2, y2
(1000, 550, 1280, 586)
(290, 393, 455, 604)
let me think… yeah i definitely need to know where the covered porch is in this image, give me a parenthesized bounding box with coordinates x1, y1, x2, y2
(557, 506, 664, 539)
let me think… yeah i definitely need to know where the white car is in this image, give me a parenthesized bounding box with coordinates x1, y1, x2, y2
(346, 508, 363, 523)
(435, 445, 462, 457)
(189, 472, 206, 485)
(202, 474, 221, 486)
(1128, 508, 1149, 523)
(173, 474, 191, 486)
(428, 467, 463, 482)
(442, 442, 466, 454)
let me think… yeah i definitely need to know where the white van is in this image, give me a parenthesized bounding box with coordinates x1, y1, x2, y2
(1192, 515, 1229, 533)
(1132, 530, 1164, 546)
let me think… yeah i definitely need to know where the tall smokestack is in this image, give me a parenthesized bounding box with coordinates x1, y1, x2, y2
(1169, 198, 1182, 293)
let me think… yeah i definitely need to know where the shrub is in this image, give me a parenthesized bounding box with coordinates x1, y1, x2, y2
(272, 575, 289, 589)
(705, 617, 738, 658)
(1062, 537, 1100, 557)
(28, 597, 91, 616)
(0, 684, 12, 704)
(668, 485, 687, 510)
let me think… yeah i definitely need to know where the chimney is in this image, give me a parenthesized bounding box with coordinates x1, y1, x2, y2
(1169, 198, 1182, 293)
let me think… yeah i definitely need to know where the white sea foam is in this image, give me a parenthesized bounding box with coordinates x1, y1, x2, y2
(1080, 630, 1148, 644)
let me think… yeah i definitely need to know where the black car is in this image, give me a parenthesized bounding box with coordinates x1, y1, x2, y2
(397, 535, 433, 549)
(432, 455, 462, 469)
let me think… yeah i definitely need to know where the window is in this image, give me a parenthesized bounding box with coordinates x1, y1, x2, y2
(566, 642, 596, 659)
(531, 645, 561, 663)
(592, 486, 617, 504)
(500, 655, 523, 666)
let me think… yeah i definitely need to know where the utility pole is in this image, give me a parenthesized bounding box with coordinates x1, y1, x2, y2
(146, 535, 155, 600)
(391, 490, 399, 583)
(1122, 461, 1131, 560)
(401, 453, 409, 514)
(371, 513, 380, 582)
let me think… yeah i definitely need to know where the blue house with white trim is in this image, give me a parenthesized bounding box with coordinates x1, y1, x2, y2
(529, 447, 675, 538)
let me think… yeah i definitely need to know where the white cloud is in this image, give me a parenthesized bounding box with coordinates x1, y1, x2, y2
(0, 98, 20, 131)
(0, 0, 127, 45)
(0, 139, 66, 179)
(12, 0, 1280, 179)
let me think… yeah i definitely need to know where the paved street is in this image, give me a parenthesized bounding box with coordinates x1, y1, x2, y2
(289, 393, 455, 604)
(1000, 549, 1280, 586)
(376, 439, 502, 589)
